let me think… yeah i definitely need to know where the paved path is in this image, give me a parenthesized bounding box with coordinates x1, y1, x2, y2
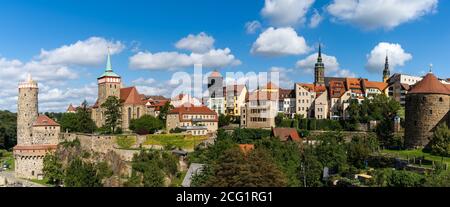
(0, 171, 47, 187)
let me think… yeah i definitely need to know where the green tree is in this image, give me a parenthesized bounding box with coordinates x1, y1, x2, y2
(129, 115, 163, 135)
(425, 123, 450, 157)
(346, 136, 372, 169)
(101, 96, 123, 134)
(345, 99, 360, 131)
(315, 133, 348, 174)
(158, 102, 174, 122)
(275, 113, 285, 127)
(299, 146, 323, 187)
(76, 100, 97, 133)
(218, 114, 232, 128)
(202, 147, 287, 187)
(60, 113, 79, 133)
(386, 170, 424, 187)
(0, 110, 17, 149)
(64, 158, 102, 187)
(43, 153, 64, 186)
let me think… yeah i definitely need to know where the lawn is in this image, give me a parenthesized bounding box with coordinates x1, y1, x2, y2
(30, 178, 52, 187)
(144, 134, 208, 150)
(0, 150, 14, 171)
(382, 149, 450, 165)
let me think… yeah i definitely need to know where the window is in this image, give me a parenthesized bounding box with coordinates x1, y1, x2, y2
(430, 110, 433, 115)
(439, 97, 444, 102)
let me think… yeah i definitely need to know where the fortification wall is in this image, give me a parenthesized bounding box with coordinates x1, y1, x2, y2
(405, 94, 450, 148)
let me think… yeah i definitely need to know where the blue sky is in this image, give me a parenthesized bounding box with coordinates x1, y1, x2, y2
(0, 0, 449, 112)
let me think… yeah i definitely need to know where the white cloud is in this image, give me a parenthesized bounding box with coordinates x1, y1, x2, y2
(366, 42, 412, 73)
(132, 77, 156, 85)
(269, 66, 295, 88)
(251, 27, 310, 56)
(261, 0, 315, 27)
(309, 9, 323, 28)
(130, 48, 240, 70)
(0, 36, 123, 112)
(39, 37, 125, 66)
(296, 52, 356, 77)
(327, 0, 438, 30)
(175, 32, 215, 53)
(245, 21, 263, 34)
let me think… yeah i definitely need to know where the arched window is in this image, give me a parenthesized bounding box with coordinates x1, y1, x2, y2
(439, 97, 444, 102)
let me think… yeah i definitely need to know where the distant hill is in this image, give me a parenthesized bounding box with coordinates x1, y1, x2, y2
(0, 110, 17, 150)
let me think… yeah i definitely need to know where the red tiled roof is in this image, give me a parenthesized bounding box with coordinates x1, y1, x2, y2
(169, 104, 218, 122)
(33, 115, 59, 126)
(363, 80, 388, 91)
(120, 87, 144, 105)
(297, 83, 327, 93)
(401, 83, 410, 91)
(329, 80, 347, 98)
(209, 70, 222, 78)
(409, 73, 450, 95)
(67, 104, 76, 112)
(272, 128, 301, 142)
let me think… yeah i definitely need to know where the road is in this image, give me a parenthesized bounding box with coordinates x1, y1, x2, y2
(0, 171, 47, 187)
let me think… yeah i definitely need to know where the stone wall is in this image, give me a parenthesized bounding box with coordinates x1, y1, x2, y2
(32, 126, 60, 145)
(405, 94, 450, 148)
(17, 87, 38, 145)
(14, 154, 45, 180)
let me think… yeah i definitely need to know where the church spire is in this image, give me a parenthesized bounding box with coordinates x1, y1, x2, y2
(106, 47, 112, 72)
(314, 43, 325, 85)
(382, 53, 390, 83)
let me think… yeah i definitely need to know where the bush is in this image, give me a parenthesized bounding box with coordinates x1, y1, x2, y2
(130, 115, 163, 135)
(170, 127, 183, 134)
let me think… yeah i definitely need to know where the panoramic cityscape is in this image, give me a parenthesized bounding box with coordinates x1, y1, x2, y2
(1, 0, 450, 189)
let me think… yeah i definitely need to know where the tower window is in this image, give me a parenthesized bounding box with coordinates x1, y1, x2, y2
(422, 97, 426, 101)
(439, 97, 443, 102)
(430, 110, 433, 115)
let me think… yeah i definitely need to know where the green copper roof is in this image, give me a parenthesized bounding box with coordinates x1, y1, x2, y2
(98, 49, 120, 78)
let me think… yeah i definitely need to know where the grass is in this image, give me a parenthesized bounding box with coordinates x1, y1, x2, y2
(171, 171, 187, 187)
(30, 178, 52, 187)
(381, 149, 450, 165)
(0, 150, 14, 171)
(144, 134, 208, 150)
(116, 135, 137, 149)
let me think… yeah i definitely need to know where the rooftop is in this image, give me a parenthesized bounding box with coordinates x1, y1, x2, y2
(408, 73, 450, 95)
(33, 115, 60, 127)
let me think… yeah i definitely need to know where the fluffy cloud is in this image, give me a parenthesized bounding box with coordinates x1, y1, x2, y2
(366, 42, 412, 73)
(269, 67, 295, 88)
(129, 48, 240, 70)
(245, 21, 263, 34)
(251, 27, 310, 56)
(309, 9, 323, 28)
(39, 37, 125, 66)
(130, 33, 241, 70)
(175, 32, 215, 53)
(0, 36, 124, 112)
(296, 52, 356, 77)
(327, 0, 438, 30)
(261, 0, 315, 27)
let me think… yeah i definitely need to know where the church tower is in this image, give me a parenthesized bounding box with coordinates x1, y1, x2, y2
(97, 49, 121, 106)
(17, 74, 38, 145)
(314, 44, 325, 86)
(208, 70, 223, 98)
(383, 54, 390, 83)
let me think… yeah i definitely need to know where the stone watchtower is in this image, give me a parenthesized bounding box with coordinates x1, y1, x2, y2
(404, 72, 450, 148)
(314, 44, 325, 86)
(208, 70, 223, 98)
(17, 74, 39, 145)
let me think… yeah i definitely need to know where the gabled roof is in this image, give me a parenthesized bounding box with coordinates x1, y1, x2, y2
(272, 128, 301, 142)
(409, 73, 450, 95)
(33, 115, 59, 127)
(279, 89, 295, 99)
(363, 80, 388, 91)
(169, 104, 217, 116)
(297, 83, 327, 93)
(120, 87, 144, 105)
(328, 80, 347, 98)
(67, 104, 76, 112)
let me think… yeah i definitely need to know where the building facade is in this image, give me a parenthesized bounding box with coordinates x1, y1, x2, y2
(240, 82, 279, 129)
(166, 105, 218, 134)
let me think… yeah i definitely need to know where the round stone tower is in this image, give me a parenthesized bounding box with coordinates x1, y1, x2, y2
(405, 72, 450, 148)
(17, 73, 39, 146)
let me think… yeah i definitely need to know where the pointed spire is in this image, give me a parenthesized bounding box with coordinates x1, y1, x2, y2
(106, 47, 112, 72)
(317, 43, 322, 62)
(429, 63, 433, 73)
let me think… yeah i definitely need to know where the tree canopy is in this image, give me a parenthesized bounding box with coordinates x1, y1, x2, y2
(129, 115, 163, 135)
(101, 96, 123, 134)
